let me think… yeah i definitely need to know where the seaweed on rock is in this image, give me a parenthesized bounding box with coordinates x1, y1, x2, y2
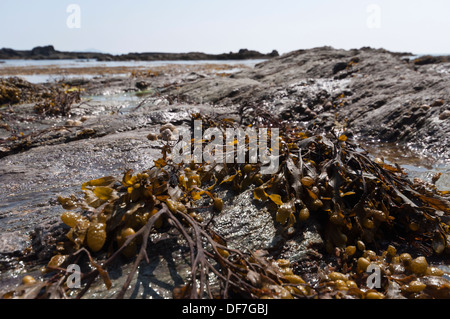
(3, 113, 450, 299)
(0, 77, 81, 115)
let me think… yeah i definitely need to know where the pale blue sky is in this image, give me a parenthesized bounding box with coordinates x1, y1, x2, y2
(0, 1, 449, 55)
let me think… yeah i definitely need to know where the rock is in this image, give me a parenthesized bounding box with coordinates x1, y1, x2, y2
(413, 55, 450, 66)
(30, 45, 56, 57)
(432, 99, 445, 107)
(0, 232, 28, 255)
(158, 128, 176, 141)
(332, 62, 348, 74)
(323, 101, 333, 110)
(135, 81, 149, 90)
(211, 188, 282, 252)
(439, 110, 450, 120)
(146, 132, 158, 141)
(165, 46, 450, 160)
(29, 220, 67, 262)
(278, 223, 323, 264)
(65, 119, 82, 126)
(268, 50, 280, 57)
(80, 233, 192, 299)
(184, 72, 204, 81)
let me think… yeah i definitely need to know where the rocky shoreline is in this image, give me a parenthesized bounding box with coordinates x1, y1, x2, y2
(0, 45, 279, 61)
(161, 46, 450, 160)
(0, 46, 449, 299)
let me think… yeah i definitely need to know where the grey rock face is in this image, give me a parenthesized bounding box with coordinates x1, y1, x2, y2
(0, 232, 28, 255)
(165, 46, 450, 160)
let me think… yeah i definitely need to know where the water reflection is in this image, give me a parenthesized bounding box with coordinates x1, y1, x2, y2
(360, 140, 450, 191)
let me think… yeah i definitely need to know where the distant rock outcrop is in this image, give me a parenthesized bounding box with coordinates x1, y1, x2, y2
(0, 45, 278, 61)
(30, 45, 57, 57)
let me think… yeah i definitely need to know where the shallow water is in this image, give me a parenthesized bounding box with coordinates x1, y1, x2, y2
(0, 59, 266, 69)
(360, 140, 450, 191)
(84, 91, 144, 113)
(7, 73, 115, 84)
(0, 59, 264, 84)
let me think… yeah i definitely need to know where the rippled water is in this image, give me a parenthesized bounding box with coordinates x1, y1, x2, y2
(6, 73, 104, 84)
(0, 59, 266, 84)
(360, 140, 450, 191)
(0, 58, 266, 69)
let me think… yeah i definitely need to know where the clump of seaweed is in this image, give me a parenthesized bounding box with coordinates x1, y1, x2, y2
(33, 88, 80, 116)
(0, 77, 51, 106)
(3, 113, 450, 299)
(0, 77, 81, 116)
(0, 78, 22, 105)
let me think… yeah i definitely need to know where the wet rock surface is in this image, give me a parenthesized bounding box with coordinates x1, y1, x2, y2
(165, 46, 450, 160)
(0, 232, 28, 255)
(0, 46, 449, 298)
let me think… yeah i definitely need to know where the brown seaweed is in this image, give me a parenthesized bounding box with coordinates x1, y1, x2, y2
(3, 113, 450, 299)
